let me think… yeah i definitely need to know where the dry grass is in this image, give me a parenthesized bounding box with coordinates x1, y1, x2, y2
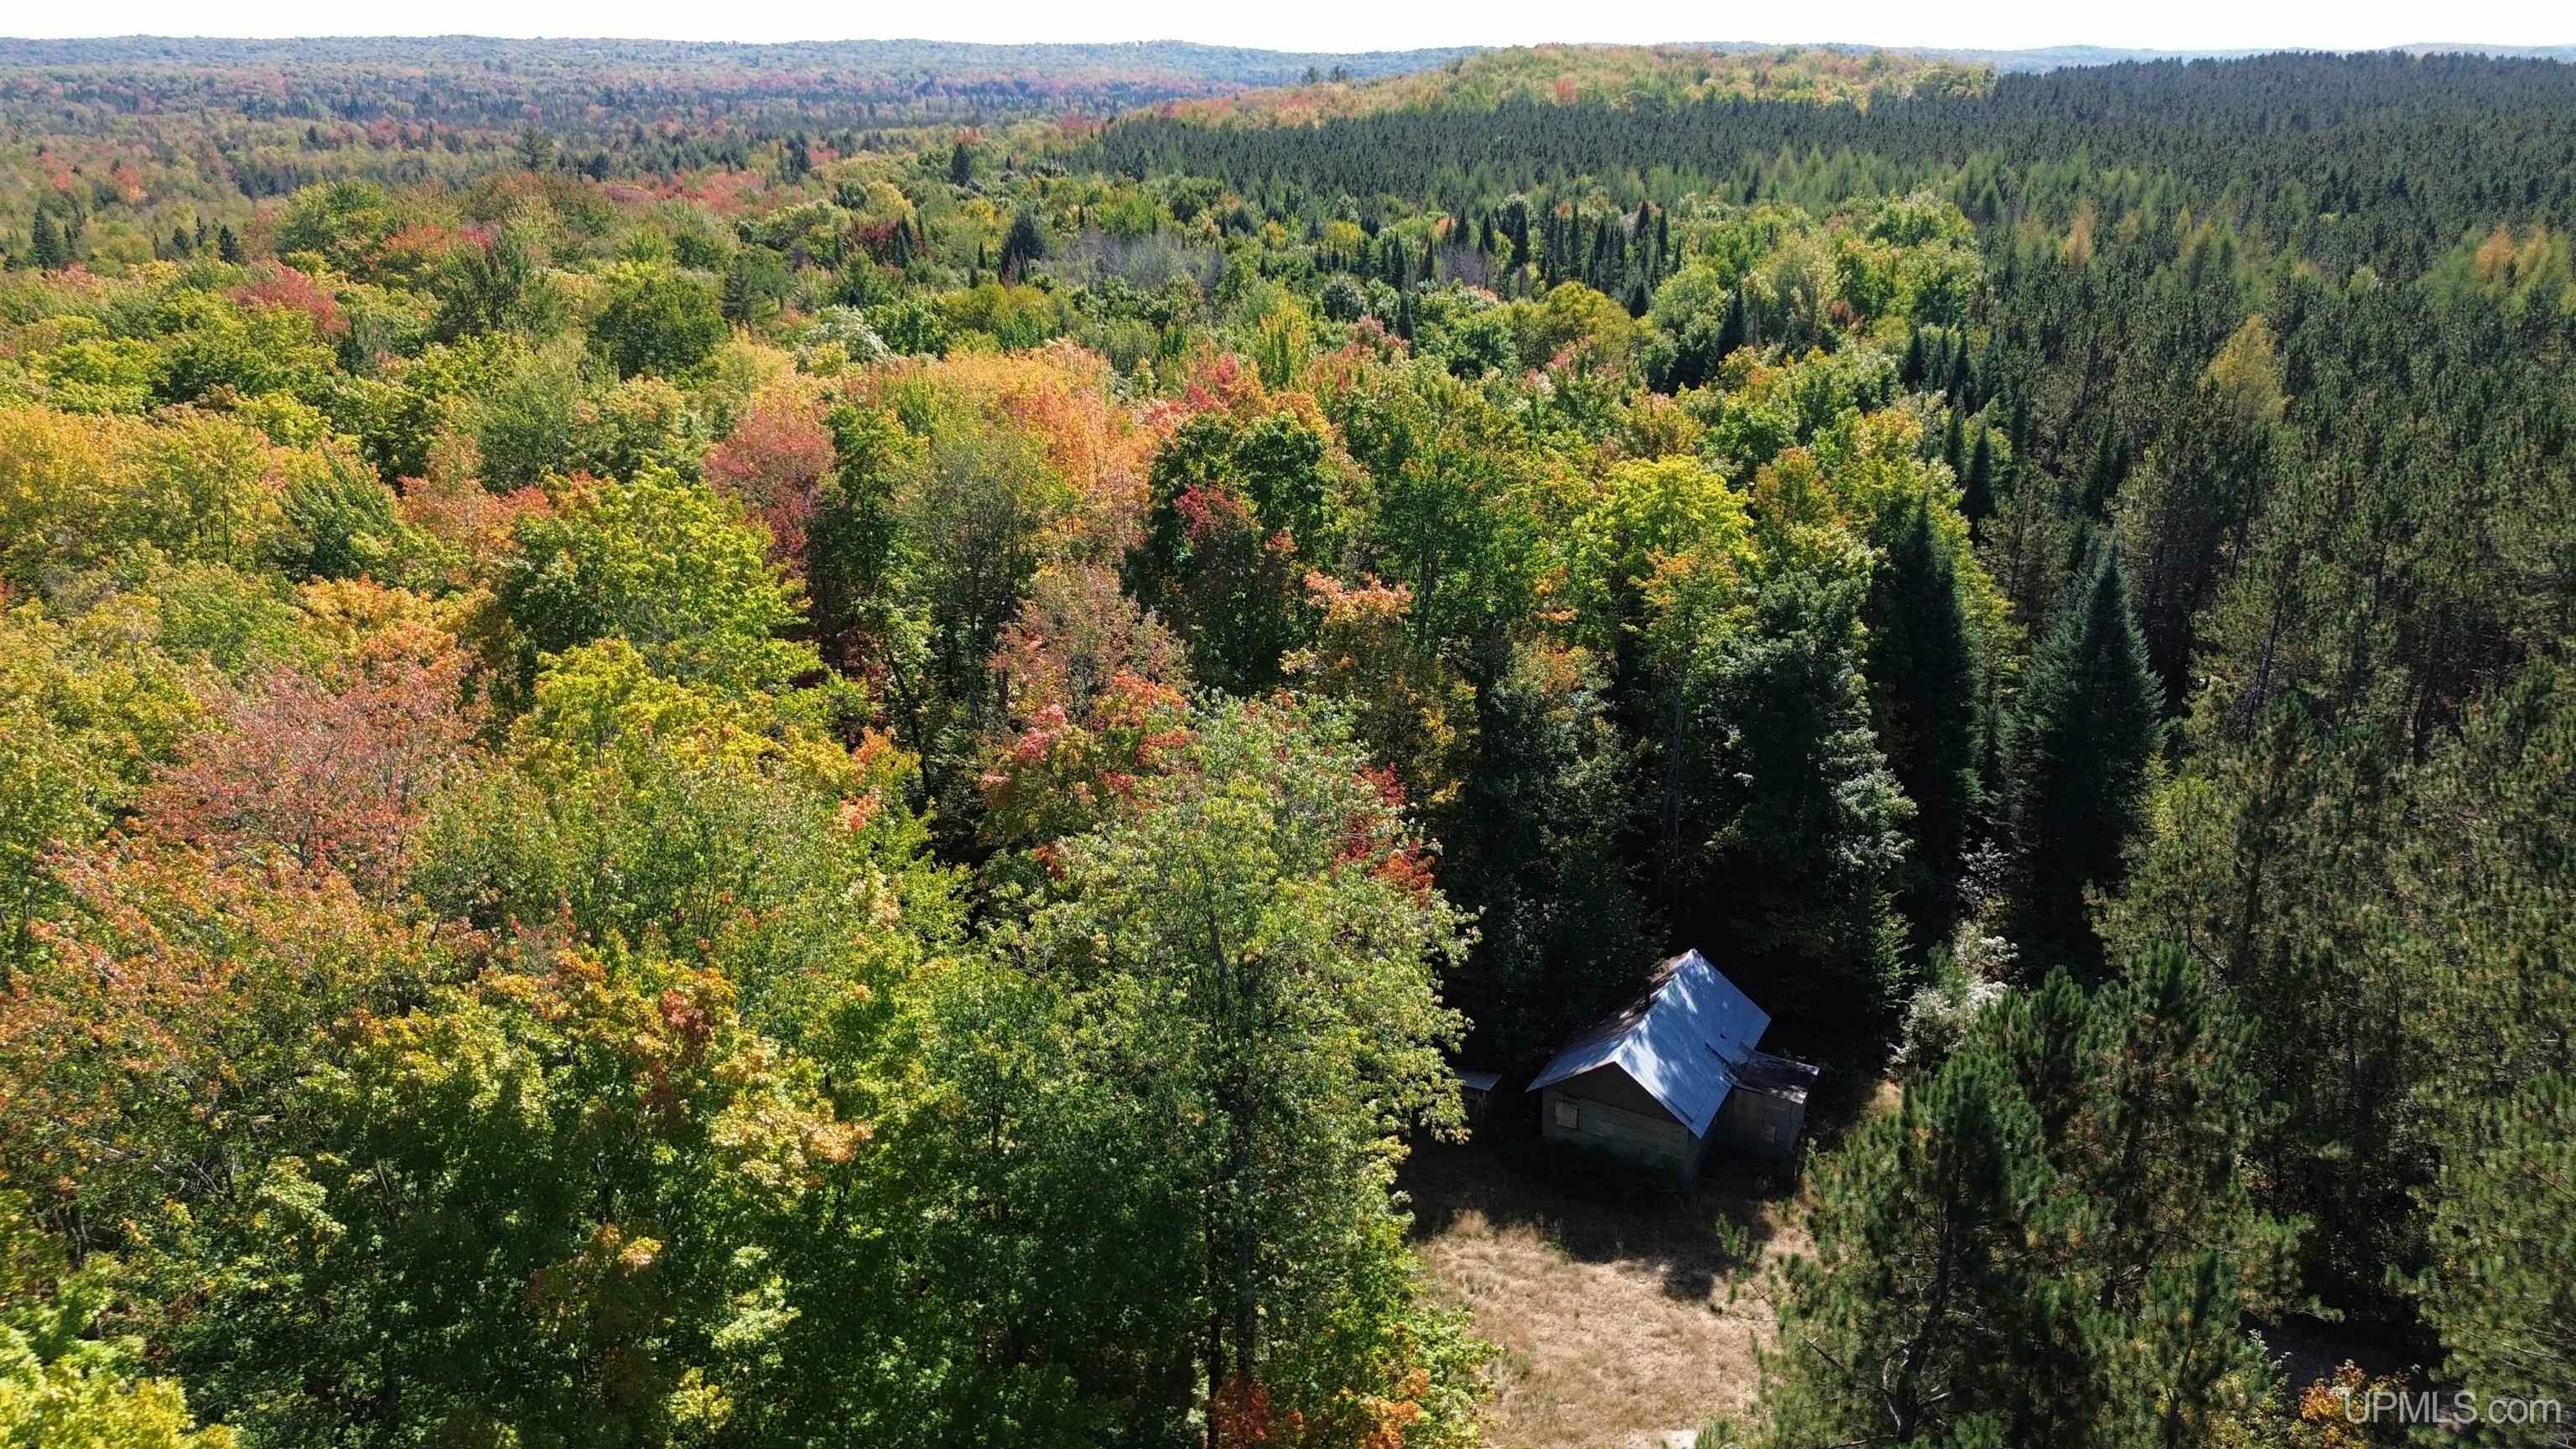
(1400, 1142, 1807, 1449)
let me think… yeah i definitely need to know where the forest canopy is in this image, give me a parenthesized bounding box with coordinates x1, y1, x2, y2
(0, 35, 2569, 1449)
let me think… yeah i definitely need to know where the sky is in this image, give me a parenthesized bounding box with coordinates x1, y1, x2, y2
(5, 0, 2570, 52)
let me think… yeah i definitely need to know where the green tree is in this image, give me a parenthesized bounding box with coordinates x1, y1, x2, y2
(1654, 522, 1911, 1019)
(2416, 1074, 2576, 1438)
(28, 212, 66, 271)
(0, 1192, 231, 1449)
(1761, 948, 2297, 1448)
(588, 262, 727, 380)
(1002, 698, 1474, 1437)
(1762, 1043, 2058, 1447)
(496, 472, 817, 700)
(2002, 538, 2159, 974)
(431, 226, 562, 341)
(1865, 496, 1986, 932)
(1441, 639, 1652, 1067)
(720, 246, 793, 325)
(998, 208, 1046, 281)
(163, 943, 878, 1449)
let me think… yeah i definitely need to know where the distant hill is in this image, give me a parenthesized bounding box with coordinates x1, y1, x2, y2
(1674, 39, 2576, 72)
(1903, 40, 2576, 71)
(1145, 44, 1993, 126)
(0, 36, 1483, 132)
(0, 34, 1478, 86)
(0, 35, 2561, 139)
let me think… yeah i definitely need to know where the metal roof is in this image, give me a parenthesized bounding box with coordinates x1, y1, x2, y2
(1524, 950, 1771, 1137)
(1456, 1069, 1503, 1094)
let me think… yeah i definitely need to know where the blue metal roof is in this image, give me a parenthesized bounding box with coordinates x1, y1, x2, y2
(1524, 949, 1771, 1137)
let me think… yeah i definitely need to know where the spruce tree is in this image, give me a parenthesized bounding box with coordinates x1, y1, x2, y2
(1866, 499, 1986, 932)
(1441, 640, 1652, 1068)
(998, 208, 1046, 281)
(29, 210, 65, 270)
(1961, 424, 1996, 538)
(1675, 541, 1911, 1018)
(2002, 540, 2161, 975)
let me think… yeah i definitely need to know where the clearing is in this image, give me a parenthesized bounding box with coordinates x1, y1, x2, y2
(1400, 1140, 1801, 1449)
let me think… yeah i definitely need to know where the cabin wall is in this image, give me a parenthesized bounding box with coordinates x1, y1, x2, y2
(1540, 1068, 1700, 1179)
(1716, 1088, 1806, 1159)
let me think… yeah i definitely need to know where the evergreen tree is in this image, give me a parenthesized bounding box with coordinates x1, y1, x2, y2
(2002, 540, 2161, 974)
(1657, 531, 1911, 1018)
(29, 210, 65, 270)
(998, 208, 1046, 280)
(1761, 1043, 2059, 1447)
(1762, 948, 2297, 1448)
(1441, 639, 1653, 1068)
(1865, 498, 1985, 932)
(1961, 424, 1996, 538)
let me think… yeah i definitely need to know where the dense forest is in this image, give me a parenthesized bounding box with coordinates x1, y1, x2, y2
(0, 36, 2569, 1449)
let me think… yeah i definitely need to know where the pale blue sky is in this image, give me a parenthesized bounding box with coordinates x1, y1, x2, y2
(7, 0, 2568, 52)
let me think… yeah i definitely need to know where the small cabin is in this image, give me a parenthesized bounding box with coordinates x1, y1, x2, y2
(1526, 950, 1819, 1182)
(1455, 1068, 1503, 1125)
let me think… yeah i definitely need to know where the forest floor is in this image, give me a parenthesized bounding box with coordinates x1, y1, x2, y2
(1400, 1139, 1804, 1449)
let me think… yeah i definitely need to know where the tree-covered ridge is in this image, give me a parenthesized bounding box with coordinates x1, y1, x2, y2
(0, 36, 1482, 131)
(0, 39, 2569, 1449)
(1098, 51, 2576, 269)
(1150, 44, 1993, 126)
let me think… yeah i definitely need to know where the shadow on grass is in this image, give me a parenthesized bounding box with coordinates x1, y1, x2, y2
(1400, 1111, 1788, 1305)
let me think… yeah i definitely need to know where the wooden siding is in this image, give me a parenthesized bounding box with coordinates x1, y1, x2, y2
(1541, 1067, 1701, 1178)
(1715, 1088, 1805, 1159)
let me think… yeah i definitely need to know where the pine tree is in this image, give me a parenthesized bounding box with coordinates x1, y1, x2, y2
(1762, 1043, 2059, 1446)
(1764, 948, 2296, 1447)
(216, 226, 243, 263)
(948, 138, 974, 187)
(2002, 540, 2161, 975)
